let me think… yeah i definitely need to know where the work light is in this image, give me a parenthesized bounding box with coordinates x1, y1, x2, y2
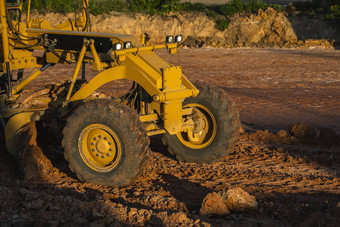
(124, 41, 132, 49)
(166, 36, 174, 43)
(175, 35, 183, 42)
(113, 43, 122, 50)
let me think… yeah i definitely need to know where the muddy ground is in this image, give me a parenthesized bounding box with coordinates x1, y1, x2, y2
(0, 48, 340, 226)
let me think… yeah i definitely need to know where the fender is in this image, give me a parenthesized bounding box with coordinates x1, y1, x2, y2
(70, 65, 166, 103)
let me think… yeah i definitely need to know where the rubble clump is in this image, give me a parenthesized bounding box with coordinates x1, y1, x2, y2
(200, 187, 257, 216)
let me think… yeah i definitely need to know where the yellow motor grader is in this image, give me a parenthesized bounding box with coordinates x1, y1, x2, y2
(0, 0, 240, 186)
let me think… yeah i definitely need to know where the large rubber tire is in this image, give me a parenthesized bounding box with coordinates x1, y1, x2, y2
(162, 82, 240, 163)
(62, 99, 149, 186)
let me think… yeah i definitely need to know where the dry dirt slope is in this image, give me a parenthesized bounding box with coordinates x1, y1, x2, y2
(0, 48, 339, 226)
(31, 7, 339, 48)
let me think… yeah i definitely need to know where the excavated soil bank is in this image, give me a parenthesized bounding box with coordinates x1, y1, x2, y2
(29, 8, 339, 48)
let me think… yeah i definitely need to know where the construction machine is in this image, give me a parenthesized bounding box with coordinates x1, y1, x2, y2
(0, 0, 240, 186)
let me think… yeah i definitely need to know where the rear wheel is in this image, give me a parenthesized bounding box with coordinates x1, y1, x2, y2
(162, 82, 240, 163)
(62, 99, 149, 186)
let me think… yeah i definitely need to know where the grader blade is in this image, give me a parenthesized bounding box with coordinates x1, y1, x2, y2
(14, 121, 54, 181)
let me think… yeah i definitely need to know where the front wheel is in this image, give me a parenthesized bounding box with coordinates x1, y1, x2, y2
(62, 99, 149, 186)
(162, 82, 240, 163)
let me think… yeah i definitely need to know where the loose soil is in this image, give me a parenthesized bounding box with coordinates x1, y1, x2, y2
(1, 48, 339, 226)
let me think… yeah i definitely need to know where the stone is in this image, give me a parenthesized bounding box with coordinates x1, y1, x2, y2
(318, 127, 339, 147)
(199, 192, 230, 216)
(289, 123, 316, 143)
(224, 187, 258, 212)
(277, 130, 288, 138)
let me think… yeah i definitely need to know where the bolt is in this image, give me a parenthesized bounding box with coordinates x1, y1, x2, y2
(106, 153, 111, 157)
(92, 149, 96, 152)
(153, 95, 160, 102)
(109, 148, 113, 152)
(104, 137, 108, 140)
(108, 142, 112, 146)
(93, 137, 97, 141)
(96, 154, 100, 157)
(91, 143, 95, 146)
(98, 135, 102, 139)
(101, 155, 105, 159)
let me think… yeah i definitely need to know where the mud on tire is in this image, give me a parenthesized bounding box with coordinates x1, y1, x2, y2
(62, 99, 149, 186)
(162, 82, 240, 163)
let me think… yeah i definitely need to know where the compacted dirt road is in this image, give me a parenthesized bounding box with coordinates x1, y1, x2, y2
(0, 48, 339, 226)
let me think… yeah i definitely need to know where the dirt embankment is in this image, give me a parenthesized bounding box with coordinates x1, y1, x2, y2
(31, 8, 339, 48)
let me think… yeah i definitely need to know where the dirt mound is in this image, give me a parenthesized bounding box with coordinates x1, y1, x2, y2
(289, 123, 316, 143)
(30, 8, 337, 48)
(319, 127, 340, 147)
(226, 8, 298, 47)
(221, 187, 258, 212)
(245, 129, 299, 145)
(244, 123, 339, 146)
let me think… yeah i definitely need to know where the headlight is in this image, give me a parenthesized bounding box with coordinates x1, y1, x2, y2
(166, 36, 174, 43)
(113, 42, 122, 50)
(124, 41, 132, 49)
(175, 35, 183, 42)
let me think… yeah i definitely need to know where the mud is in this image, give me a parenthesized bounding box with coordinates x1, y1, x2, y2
(1, 48, 340, 226)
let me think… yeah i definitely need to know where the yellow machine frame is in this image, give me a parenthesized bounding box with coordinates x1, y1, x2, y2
(0, 0, 199, 156)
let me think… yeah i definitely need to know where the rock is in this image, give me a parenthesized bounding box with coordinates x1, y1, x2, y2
(289, 123, 316, 143)
(199, 192, 230, 216)
(165, 212, 193, 226)
(224, 187, 258, 212)
(318, 127, 339, 147)
(277, 130, 288, 138)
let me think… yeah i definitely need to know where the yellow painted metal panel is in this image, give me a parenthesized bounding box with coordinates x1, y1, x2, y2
(162, 66, 184, 135)
(162, 99, 183, 135)
(5, 111, 43, 156)
(70, 65, 165, 102)
(124, 53, 163, 89)
(137, 51, 172, 73)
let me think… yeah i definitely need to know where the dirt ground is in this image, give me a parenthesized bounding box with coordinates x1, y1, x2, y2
(0, 48, 339, 226)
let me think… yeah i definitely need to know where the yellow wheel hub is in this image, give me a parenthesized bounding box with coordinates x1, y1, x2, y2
(177, 103, 217, 149)
(78, 124, 122, 172)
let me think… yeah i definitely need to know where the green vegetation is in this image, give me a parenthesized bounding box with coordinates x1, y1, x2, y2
(23, 0, 340, 30)
(23, 0, 281, 16)
(293, 0, 340, 20)
(216, 19, 230, 31)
